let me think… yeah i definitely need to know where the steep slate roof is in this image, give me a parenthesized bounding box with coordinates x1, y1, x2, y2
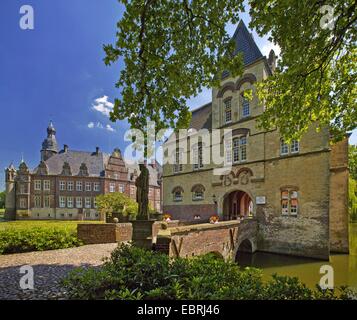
(189, 102, 212, 131)
(36, 150, 109, 177)
(190, 21, 264, 127)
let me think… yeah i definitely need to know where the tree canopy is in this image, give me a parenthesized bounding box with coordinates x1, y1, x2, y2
(249, 0, 356, 142)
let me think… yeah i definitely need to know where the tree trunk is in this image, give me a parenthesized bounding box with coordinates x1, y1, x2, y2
(136, 163, 150, 219)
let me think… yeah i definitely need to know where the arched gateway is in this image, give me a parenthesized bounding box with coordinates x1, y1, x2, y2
(223, 190, 253, 221)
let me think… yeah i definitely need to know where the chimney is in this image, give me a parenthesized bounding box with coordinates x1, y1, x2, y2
(64, 144, 68, 153)
(268, 49, 277, 73)
(95, 147, 99, 155)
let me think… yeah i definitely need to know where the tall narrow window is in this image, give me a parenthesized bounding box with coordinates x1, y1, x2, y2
(224, 99, 232, 123)
(34, 196, 41, 208)
(280, 139, 289, 155)
(43, 180, 50, 191)
(67, 197, 74, 208)
(173, 148, 183, 173)
(85, 197, 91, 208)
(240, 136, 247, 161)
(233, 138, 240, 163)
(193, 142, 204, 170)
(76, 197, 83, 208)
(44, 196, 50, 208)
(232, 136, 247, 163)
(59, 181, 66, 191)
(20, 198, 27, 208)
(94, 182, 100, 192)
(85, 182, 91, 192)
(291, 140, 300, 153)
(225, 139, 232, 164)
(76, 181, 82, 191)
(242, 97, 250, 117)
(67, 181, 74, 191)
(119, 184, 125, 193)
(109, 183, 115, 193)
(59, 196, 66, 208)
(281, 190, 298, 216)
(34, 180, 41, 191)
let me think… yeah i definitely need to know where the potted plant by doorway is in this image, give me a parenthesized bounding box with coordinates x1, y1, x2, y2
(209, 215, 219, 224)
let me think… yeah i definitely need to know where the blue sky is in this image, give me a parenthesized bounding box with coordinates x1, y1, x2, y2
(0, 0, 355, 191)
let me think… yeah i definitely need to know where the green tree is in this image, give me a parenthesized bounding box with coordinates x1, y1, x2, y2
(96, 193, 138, 221)
(0, 191, 5, 209)
(249, 0, 356, 142)
(349, 177, 357, 222)
(104, 0, 246, 218)
(349, 145, 357, 180)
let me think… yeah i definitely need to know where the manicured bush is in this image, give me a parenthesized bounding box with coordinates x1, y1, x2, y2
(62, 244, 353, 300)
(0, 226, 82, 254)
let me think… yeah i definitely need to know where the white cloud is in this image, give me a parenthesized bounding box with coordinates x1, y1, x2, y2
(106, 124, 116, 132)
(87, 121, 116, 133)
(261, 41, 281, 58)
(92, 95, 114, 117)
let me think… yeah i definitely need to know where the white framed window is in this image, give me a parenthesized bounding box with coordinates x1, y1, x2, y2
(34, 180, 41, 191)
(94, 182, 100, 192)
(242, 97, 250, 117)
(76, 197, 83, 208)
(20, 198, 27, 209)
(85, 197, 91, 208)
(109, 183, 115, 193)
(224, 99, 232, 123)
(192, 142, 204, 170)
(43, 180, 50, 191)
(114, 173, 118, 180)
(281, 190, 299, 216)
(44, 196, 50, 208)
(59, 196, 66, 208)
(291, 140, 300, 153)
(67, 197, 74, 208)
(34, 196, 41, 208)
(173, 148, 183, 173)
(85, 182, 91, 192)
(59, 181, 66, 191)
(76, 181, 82, 191)
(119, 184, 125, 193)
(130, 185, 136, 196)
(280, 139, 289, 155)
(67, 181, 74, 191)
(93, 198, 97, 208)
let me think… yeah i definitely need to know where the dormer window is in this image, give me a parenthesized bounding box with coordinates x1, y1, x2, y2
(224, 99, 232, 124)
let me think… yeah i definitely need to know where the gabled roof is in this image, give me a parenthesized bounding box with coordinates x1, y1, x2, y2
(34, 150, 109, 177)
(233, 20, 264, 65)
(189, 103, 212, 131)
(222, 20, 264, 78)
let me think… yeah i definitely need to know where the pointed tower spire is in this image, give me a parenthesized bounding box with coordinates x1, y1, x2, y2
(41, 120, 58, 161)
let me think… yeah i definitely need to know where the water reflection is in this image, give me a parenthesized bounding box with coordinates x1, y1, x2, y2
(236, 223, 357, 289)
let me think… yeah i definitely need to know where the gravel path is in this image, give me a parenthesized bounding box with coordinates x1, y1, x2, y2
(0, 243, 118, 300)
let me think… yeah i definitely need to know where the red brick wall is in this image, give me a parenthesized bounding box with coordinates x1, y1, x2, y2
(77, 223, 132, 244)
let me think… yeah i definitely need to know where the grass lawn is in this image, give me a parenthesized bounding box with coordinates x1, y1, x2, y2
(0, 219, 103, 232)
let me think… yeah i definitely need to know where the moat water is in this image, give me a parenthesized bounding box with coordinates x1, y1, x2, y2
(236, 223, 357, 290)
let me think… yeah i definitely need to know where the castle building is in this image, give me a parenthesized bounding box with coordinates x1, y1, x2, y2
(162, 21, 349, 259)
(5, 122, 162, 220)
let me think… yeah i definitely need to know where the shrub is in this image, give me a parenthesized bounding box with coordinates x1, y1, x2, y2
(0, 227, 82, 254)
(62, 244, 352, 300)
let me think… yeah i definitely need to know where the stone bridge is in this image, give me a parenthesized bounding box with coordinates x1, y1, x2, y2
(155, 219, 258, 261)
